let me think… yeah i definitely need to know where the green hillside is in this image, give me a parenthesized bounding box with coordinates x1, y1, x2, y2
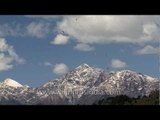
(95, 90, 159, 105)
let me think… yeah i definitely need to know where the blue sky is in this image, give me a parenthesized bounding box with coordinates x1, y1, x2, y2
(0, 15, 159, 87)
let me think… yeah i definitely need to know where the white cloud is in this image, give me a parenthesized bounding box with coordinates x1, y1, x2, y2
(0, 23, 23, 37)
(53, 63, 69, 76)
(0, 22, 50, 39)
(7, 46, 25, 64)
(44, 61, 53, 67)
(26, 22, 49, 38)
(56, 16, 160, 45)
(74, 43, 95, 51)
(44, 62, 69, 76)
(141, 23, 160, 41)
(111, 59, 128, 69)
(51, 34, 69, 45)
(0, 53, 13, 71)
(136, 45, 160, 55)
(0, 38, 25, 71)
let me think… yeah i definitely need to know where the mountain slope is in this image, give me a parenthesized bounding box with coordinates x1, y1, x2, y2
(2, 78, 23, 88)
(95, 90, 159, 105)
(0, 79, 35, 105)
(0, 64, 159, 105)
(95, 70, 159, 97)
(35, 64, 102, 104)
(34, 64, 159, 105)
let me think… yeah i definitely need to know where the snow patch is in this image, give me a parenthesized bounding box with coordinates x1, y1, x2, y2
(3, 78, 23, 88)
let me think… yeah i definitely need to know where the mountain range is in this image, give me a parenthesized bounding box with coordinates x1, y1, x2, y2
(0, 64, 159, 105)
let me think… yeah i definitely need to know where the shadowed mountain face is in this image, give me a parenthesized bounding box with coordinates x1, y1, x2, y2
(0, 64, 159, 105)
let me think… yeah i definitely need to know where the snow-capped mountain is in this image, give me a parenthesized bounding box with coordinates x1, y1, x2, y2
(93, 70, 159, 97)
(0, 78, 35, 105)
(34, 64, 159, 105)
(34, 64, 102, 104)
(0, 64, 159, 105)
(1, 78, 24, 88)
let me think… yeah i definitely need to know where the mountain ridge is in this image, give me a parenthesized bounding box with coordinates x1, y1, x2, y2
(0, 64, 159, 105)
(2, 78, 24, 88)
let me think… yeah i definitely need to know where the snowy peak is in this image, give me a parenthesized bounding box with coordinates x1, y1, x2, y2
(115, 70, 138, 75)
(75, 64, 90, 70)
(0, 64, 159, 105)
(74, 63, 100, 75)
(114, 70, 157, 82)
(60, 63, 102, 86)
(2, 78, 24, 88)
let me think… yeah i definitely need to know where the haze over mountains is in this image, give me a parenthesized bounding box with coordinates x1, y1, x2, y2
(0, 64, 159, 105)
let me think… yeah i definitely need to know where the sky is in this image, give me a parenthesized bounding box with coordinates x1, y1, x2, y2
(0, 15, 159, 87)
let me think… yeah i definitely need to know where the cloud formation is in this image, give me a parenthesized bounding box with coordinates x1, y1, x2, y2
(51, 34, 69, 45)
(0, 22, 50, 39)
(136, 45, 160, 55)
(26, 22, 49, 38)
(44, 61, 53, 67)
(74, 43, 95, 51)
(0, 38, 25, 71)
(0, 23, 23, 37)
(56, 16, 160, 45)
(53, 63, 69, 75)
(111, 59, 128, 69)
